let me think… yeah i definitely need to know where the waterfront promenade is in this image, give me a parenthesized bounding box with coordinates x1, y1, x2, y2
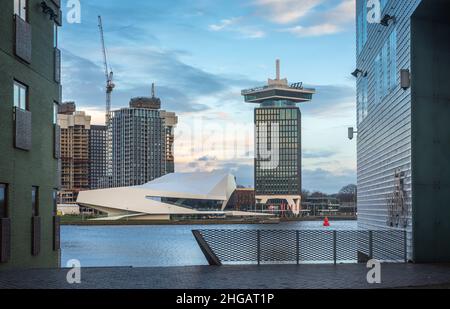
(1, 263, 450, 289)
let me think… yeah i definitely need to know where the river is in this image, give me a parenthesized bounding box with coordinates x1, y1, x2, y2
(61, 220, 357, 268)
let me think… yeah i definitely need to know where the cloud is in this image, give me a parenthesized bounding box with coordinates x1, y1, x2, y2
(254, 0, 355, 37)
(61, 45, 257, 117)
(303, 168, 356, 194)
(283, 23, 342, 37)
(209, 18, 240, 31)
(253, 0, 324, 24)
(303, 149, 337, 159)
(198, 155, 218, 162)
(212, 162, 254, 187)
(208, 17, 266, 39)
(179, 160, 355, 193)
(301, 84, 355, 117)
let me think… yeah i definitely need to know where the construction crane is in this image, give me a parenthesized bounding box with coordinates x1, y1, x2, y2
(98, 15, 115, 126)
(98, 15, 114, 180)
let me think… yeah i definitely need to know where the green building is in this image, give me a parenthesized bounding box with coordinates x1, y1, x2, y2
(0, 0, 62, 269)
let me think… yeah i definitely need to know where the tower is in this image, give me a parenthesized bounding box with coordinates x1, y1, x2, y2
(242, 60, 315, 215)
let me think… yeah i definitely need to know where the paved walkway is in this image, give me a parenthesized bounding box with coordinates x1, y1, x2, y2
(1, 264, 450, 289)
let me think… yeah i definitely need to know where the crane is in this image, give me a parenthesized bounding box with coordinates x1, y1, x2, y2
(98, 15, 115, 126)
(98, 15, 114, 180)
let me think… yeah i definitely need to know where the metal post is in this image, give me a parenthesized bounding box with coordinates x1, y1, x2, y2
(296, 230, 300, 265)
(403, 229, 408, 263)
(369, 231, 373, 259)
(257, 230, 261, 265)
(333, 230, 337, 265)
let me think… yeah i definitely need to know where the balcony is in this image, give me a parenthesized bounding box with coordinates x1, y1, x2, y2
(14, 15, 32, 63)
(14, 107, 32, 151)
(0, 218, 11, 263)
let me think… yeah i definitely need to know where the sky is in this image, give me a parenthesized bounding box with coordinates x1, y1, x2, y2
(60, 0, 358, 193)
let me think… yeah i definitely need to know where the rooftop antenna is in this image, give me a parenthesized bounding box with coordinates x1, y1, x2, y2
(276, 59, 280, 80)
(152, 83, 155, 98)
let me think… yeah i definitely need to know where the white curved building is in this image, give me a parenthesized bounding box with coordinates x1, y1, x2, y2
(77, 172, 269, 221)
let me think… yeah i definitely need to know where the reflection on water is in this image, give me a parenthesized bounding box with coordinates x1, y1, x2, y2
(61, 220, 357, 268)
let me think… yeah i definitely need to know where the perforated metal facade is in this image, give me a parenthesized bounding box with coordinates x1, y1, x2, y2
(356, 0, 422, 260)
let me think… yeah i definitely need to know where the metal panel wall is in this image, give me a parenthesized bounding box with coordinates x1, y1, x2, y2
(14, 16, 32, 63)
(356, 0, 422, 260)
(14, 108, 32, 151)
(0, 218, 11, 263)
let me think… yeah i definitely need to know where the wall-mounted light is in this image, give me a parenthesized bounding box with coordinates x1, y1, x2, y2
(351, 69, 368, 78)
(380, 14, 396, 27)
(400, 69, 411, 90)
(40, 1, 58, 21)
(348, 127, 358, 140)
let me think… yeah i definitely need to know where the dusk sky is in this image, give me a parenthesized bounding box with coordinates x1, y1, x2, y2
(60, 0, 357, 193)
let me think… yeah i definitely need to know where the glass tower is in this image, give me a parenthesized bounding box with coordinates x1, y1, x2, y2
(242, 60, 315, 215)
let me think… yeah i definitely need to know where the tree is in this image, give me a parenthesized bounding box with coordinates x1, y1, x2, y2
(337, 184, 357, 203)
(339, 184, 357, 195)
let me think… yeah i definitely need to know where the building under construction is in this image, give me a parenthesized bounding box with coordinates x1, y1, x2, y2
(57, 102, 91, 204)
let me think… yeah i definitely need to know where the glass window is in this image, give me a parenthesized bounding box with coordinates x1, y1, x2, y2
(54, 24, 58, 48)
(32, 186, 39, 217)
(53, 102, 59, 124)
(52, 189, 57, 216)
(358, 76, 369, 124)
(357, 0, 368, 55)
(0, 184, 7, 218)
(14, 0, 27, 21)
(374, 29, 397, 105)
(13, 81, 28, 110)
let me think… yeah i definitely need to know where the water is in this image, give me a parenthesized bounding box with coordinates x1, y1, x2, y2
(61, 221, 357, 268)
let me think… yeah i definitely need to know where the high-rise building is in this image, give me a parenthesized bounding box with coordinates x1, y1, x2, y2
(111, 87, 177, 187)
(0, 0, 62, 269)
(161, 111, 178, 174)
(242, 60, 315, 215)
(57, 103, 91, 204)
(355, 0, 450, 262)
(89, 125, 109, 189)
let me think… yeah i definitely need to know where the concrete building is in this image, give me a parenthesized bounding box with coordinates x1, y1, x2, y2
(57, 103, 91, 204)
(111, 86, 177, 188)
(242, 60, 315, 215)
(161, 111, 178, 174)
(77, 172, 270, 221)
(0, 0, 62, 269)
(89, 125, 109, 189)
(355, 0, 450, 262)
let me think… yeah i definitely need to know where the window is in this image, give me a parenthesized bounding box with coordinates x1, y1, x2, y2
(53, 102, 59, 124)
(357, 0, 368, 55)
(13, 81, 28, 110)
(0, 184, 7, 218)
(54, 24, 58, 48)
(32, 186, 39, 217)
(358, 76, 368, 124)
(14, 0, 27, 21)
(374, 29, 397, 105)
(52, 189, 57, 216)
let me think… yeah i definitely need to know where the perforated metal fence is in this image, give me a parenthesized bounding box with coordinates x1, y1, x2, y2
(192, 229, 407, 266)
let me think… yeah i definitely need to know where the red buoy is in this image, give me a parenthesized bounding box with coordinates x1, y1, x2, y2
(323, 217, 330, 227)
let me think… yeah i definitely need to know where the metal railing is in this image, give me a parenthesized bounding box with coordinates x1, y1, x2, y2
(192, 229, 407, 266)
